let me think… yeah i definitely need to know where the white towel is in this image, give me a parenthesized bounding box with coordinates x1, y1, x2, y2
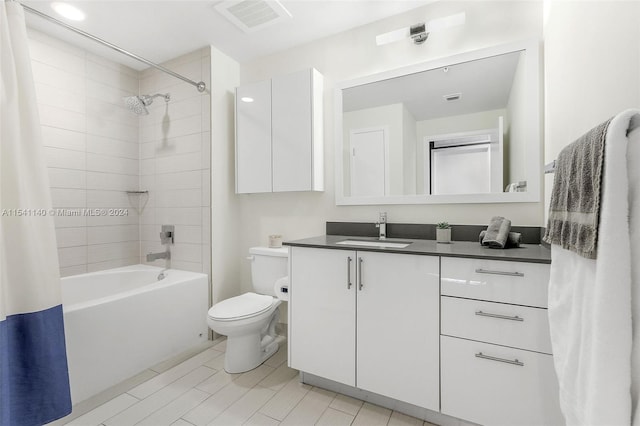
(548, 109, 640, 426)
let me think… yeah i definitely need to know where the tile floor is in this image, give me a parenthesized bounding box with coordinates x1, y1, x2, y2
(53, 337, 437, 426)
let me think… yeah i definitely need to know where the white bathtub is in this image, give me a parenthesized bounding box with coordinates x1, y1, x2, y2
(61, 265, 209, 404)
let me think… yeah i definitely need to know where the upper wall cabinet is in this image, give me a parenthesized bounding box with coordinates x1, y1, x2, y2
(235, 68, 324, 194)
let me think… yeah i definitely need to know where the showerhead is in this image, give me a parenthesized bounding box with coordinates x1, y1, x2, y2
(123, 93, 171, 115)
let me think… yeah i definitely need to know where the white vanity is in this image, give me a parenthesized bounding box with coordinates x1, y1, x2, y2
(285, 234, 564, 426)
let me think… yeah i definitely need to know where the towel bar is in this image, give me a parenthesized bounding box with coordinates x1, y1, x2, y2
(545, 114, 640, 175)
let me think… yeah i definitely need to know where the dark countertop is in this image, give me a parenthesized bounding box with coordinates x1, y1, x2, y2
(284, 235, 551, 264)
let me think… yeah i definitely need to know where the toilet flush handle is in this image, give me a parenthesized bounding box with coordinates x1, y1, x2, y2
(246, 256, 255, 261)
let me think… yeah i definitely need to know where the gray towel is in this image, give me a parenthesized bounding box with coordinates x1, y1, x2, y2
(479, 230, 521, 248)
(542, 118, 612, 259)
(481, 216, 511, 248)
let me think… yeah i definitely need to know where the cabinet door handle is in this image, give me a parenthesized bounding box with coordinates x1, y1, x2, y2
(475, 268, 524, 277)
(475, 310, 524, 322)
(347, 257, 352, 289)
(475, 352, 524, 367)
(358, 257, 363, 291)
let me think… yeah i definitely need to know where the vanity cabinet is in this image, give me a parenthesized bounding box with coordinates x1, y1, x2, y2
(235, 68, 323, 194)
(440, 257, 564, 426)
(289, 246, 440, 411)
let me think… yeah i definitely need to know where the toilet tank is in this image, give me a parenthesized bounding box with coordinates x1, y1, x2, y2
(249, 247, 288, 296)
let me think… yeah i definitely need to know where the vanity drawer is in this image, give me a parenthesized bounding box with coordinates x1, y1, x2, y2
(441, 336, 563, 426)
(441, 257, 550, 308)
(441, 296, 552, 354)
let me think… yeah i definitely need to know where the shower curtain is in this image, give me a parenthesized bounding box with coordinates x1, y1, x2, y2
(1, 2, 72, 425)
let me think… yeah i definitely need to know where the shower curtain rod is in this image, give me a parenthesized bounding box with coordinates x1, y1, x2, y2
(19, 2, 207, 93)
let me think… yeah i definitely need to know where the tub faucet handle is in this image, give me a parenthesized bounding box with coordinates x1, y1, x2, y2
(160, 224, 174, 244)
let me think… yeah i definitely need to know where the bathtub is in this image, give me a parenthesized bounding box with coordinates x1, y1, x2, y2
(61, 265, 209, 404)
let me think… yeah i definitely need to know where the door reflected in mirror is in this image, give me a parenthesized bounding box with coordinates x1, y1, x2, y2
(336, 41, 541, 205)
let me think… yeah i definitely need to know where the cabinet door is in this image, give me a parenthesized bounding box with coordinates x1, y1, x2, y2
(289, 247, 356, 386)
(356, 252, 440, 411)
(272, 69, 314, 192)
(235, 80, 271, 193)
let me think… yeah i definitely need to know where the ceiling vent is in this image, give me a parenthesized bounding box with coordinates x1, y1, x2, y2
(443, 92, 462, 102)
(214, 0, 292, 33)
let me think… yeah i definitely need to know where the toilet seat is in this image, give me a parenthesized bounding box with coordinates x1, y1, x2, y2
(208, 292, 275, 321)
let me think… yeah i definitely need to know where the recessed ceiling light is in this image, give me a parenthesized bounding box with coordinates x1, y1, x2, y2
(51, 2, 86, 21)
(240, 97, 255, 103)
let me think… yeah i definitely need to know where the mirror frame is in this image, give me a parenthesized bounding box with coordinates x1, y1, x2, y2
(334, 39, 542, 205)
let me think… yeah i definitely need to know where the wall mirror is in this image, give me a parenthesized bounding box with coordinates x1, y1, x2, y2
(334, 40, 542, 205)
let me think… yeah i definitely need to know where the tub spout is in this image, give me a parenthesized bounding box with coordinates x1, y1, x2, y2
(146, 250, 170, 262)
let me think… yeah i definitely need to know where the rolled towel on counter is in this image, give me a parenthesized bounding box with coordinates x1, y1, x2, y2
(481, 216, 511, 248)
(479, 230, 521, 248)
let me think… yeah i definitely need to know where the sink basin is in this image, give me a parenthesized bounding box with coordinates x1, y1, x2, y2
(335, 239, 412, 249)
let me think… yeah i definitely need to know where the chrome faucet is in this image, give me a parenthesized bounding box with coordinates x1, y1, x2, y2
(146, 249, 170, 262)
(376, 212, 387, 240)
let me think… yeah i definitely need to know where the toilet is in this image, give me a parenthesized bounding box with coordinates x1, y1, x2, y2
(207, 246, 288, 373)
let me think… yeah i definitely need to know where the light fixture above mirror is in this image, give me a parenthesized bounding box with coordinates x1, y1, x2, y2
(335, 40, 542, 206)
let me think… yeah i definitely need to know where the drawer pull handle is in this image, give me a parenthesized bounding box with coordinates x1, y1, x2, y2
(475, 310, 524, 322)
(358, 257, 364, 291)
(475, 268, 524, 277)
(347, 257, 352, 289)
(475, 352, 524, 367)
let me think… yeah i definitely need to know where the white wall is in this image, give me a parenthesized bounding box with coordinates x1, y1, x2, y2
(28, 29, 141, 277)
(139, 48, 212, 274)
(236, 1, 544, 295)
(402, 104, 417, 195)
(543, 0, 640, 221)
(209, 47, 241, 305)
(506, 52, 528, 185)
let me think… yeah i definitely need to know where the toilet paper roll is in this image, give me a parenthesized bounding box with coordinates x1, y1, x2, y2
(274, 276, 289, 301)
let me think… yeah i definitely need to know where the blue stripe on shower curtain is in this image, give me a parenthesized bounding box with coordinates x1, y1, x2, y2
(0, 306, 71, 426)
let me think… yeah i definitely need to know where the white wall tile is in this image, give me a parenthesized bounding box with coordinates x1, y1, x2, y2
(86, 60, 138, 93)
(172, 243, 202, 263)
(31, 61, 85, 95)
(87, 154, 139, 175)
(87, 80, 133, 106)
(88, 225, 139, 245)
(155, 189, 201, 208)
(173, 225, 202, 244)
(156, 171, 201, 190)
(87, 116, 138, 143)
(53, 211, 87, 229)
(156, 152, 202, 174)
(87, 257, 139, 273)
(88, 241, 139, 263)
(87, 172, 138, 191)
(41, 127, 85, 151)
(60, 265, 88, 277)
(155, 133, 202, 158)
(43, 147, 86, 170)
(55, 227, 87, 248)
(86, 190, 132, 208)
(38, 104, 85, 133)
(35, 83, 85, 113)
(156, 208, 201, 226)
(48, 168, 86, 189)
(50, 188, 86, 208)
(87, 135, 138, 159)
(58, 246, 88, 268)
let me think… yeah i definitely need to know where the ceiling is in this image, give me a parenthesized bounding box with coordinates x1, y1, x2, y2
(22, 0, 434, 70)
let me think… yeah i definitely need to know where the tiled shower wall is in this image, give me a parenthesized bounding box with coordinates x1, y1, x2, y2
(139, 49, 212, 274)
(28, 29, 211, 277)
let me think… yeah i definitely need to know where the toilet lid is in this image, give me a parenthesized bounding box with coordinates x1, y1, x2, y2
(208, 292, 274, 321)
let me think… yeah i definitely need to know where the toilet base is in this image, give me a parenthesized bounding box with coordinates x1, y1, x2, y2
(224, 334, 280, 374)
(222, 307, 282, 374)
